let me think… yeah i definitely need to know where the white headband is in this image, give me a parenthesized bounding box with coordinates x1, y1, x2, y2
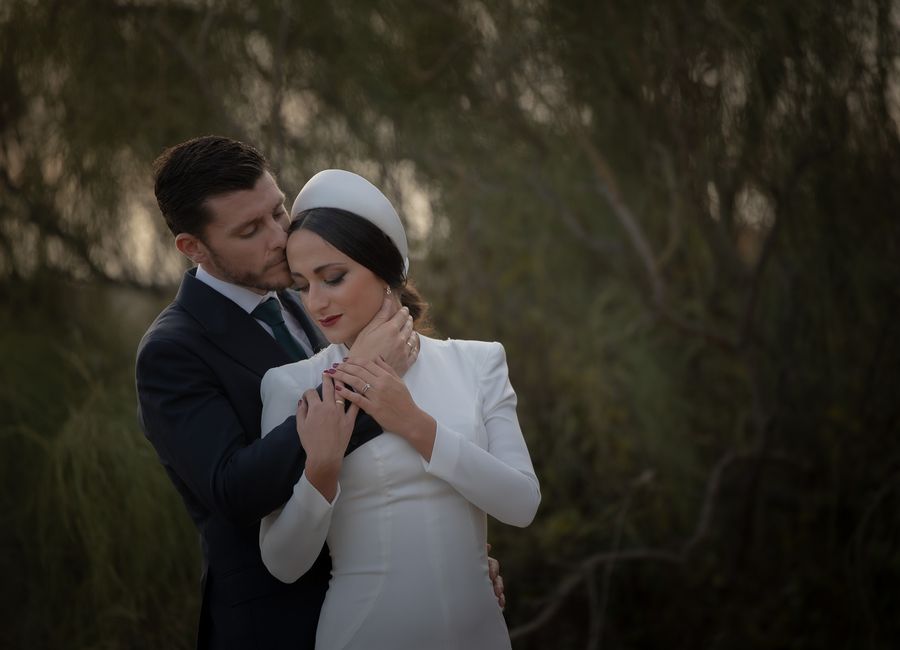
(291, 169, 410, 274)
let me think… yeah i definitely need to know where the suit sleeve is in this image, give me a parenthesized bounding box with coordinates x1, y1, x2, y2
(258, 360, 338, 583)
(423, 342, 541, 527)
(136, 337, 305, 526)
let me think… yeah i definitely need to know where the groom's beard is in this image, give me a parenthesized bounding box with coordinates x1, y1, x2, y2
(205, 246, 293, 292)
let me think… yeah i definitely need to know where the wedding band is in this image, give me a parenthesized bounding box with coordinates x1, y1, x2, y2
(362, 383, 372, 394)
(335, 399, 345, 405)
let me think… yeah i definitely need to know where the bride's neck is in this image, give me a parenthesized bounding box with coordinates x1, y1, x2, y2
(344, 298, 407, 350)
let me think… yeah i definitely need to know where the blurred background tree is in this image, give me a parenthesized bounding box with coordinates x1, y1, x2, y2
(2, 1, 899, 648)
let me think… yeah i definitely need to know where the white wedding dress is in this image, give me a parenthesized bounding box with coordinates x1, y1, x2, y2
(259, 335, 540, 650)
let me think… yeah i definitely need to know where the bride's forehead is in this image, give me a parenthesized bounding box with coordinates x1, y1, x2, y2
(287, 229, 352, 264)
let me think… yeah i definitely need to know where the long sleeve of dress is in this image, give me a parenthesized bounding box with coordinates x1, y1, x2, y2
(423, 342, 540, 527)
(258, 350, 340, 583)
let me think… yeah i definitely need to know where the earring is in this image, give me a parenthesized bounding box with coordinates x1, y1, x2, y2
(385, 286, 392, 295)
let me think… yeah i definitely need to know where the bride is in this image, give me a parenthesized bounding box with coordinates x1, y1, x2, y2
(258, 169, 540, 649)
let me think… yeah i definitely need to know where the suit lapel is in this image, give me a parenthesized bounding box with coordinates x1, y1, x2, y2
(175, 269, 294, 377)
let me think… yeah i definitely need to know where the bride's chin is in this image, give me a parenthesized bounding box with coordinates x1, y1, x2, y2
(324, 333, 357, 347)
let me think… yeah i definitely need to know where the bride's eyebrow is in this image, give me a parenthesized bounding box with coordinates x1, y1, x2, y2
(290, 262, 344, 280)
(312, 262, 345, 274)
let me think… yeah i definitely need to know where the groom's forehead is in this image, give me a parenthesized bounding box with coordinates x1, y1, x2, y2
(203, 173, 284, 224)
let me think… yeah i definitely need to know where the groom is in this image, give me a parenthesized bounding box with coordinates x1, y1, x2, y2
(136, 136, 435, 649)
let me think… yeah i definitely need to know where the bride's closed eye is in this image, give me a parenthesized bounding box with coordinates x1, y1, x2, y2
(323, 272, 346, 287)
(294, 272, 346, 293)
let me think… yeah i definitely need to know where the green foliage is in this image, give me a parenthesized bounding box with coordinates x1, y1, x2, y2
(0, 279, 199, 650)
(2, 0, 900, 648)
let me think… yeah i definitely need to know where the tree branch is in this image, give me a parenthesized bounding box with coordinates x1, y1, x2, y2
(148, 16, 248, 142)
(266, 0, 291, 169)
(655, 143, 683, 271)
(509, 450, 808, 642)
(529, 170, 621, 256)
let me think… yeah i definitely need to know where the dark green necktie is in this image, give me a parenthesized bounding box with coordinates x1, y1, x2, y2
(251, 297, 307, 361)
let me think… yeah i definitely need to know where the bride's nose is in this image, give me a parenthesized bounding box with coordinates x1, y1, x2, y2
(305, 283, 328, 312)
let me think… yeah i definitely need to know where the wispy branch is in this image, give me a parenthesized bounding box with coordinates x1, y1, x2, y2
(509, 450, 808, 642)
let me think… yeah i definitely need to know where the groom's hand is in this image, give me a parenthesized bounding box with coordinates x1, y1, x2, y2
(349, 297, 419, 375)
(487, 543, 506, 610)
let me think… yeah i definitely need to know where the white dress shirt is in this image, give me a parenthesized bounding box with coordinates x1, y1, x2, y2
(196, 265, 313, 357)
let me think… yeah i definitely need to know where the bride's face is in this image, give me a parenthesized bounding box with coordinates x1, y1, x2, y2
(286, 228, 386, 347)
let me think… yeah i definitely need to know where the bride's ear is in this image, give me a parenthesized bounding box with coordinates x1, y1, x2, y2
(383, 284, 402, 308)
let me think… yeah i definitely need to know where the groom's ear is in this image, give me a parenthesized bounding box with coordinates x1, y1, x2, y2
(175, 232, 207, 265)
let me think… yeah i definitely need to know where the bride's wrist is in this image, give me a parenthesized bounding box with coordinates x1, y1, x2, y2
(304, 459, 341, 502)
(400, 410, 436, 461)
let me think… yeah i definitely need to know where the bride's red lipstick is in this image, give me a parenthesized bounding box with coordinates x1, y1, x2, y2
(319, 314, 342, 328)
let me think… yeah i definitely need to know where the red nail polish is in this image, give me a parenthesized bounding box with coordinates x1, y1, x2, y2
(324, 368, 336, 374)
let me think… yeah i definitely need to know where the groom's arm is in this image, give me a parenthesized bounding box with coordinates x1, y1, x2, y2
(136, 302, 414, 526)
(137, 336, 310, 526)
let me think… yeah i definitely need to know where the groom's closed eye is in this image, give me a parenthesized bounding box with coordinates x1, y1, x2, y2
(238, 223, 259, 238)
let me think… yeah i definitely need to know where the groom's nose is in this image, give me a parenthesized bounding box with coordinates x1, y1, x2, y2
(266, 216, 288, 249)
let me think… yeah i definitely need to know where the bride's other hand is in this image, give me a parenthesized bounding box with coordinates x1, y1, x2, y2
(332, 358, 436, 460)
(349, 297, 418, 375)
(295, 374, 359, 502)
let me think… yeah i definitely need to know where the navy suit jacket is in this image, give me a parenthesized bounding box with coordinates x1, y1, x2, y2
(136, 269, 381, 649)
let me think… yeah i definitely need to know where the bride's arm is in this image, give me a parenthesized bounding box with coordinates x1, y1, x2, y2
(258, 357, 340, 583)
(423, 342, 540, 527)
(333, 343, 540, 527)
(258, 303, 418, 583)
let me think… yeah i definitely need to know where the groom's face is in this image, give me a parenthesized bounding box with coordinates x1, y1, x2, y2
(190, 172, 293, 293)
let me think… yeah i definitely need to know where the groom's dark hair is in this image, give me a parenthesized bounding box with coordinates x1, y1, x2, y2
(153, 135, 271, 237)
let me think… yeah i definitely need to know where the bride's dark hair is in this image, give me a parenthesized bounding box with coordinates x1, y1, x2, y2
(288, 208, 431, 331)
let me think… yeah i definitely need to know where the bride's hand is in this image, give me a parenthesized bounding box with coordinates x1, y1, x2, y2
(331, 358, 436, 460)
(349, 297, 419, 375)
(295, 374, 360, 501)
